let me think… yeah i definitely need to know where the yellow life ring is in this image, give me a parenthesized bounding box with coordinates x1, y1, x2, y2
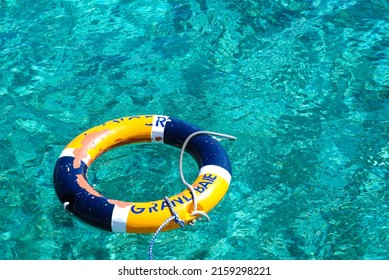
(53, 115, 233, 233)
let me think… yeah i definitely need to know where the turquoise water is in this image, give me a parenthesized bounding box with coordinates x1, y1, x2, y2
(1, 0, 388, 260)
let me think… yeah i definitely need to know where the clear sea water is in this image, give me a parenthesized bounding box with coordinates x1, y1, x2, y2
(0, 0, 388, 260)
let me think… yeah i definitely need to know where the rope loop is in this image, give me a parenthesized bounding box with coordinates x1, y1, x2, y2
(149, 130, 236, 260)
(179, 130, 236, 224)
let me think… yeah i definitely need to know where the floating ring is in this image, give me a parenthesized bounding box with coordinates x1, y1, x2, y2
(53, 115, 232, 233)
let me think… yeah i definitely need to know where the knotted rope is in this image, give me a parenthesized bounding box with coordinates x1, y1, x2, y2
(148, 130, 236, 260)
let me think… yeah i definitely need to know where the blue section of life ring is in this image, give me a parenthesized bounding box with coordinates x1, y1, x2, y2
(54, 157, 114, 231)
(164, 117, 232, 174)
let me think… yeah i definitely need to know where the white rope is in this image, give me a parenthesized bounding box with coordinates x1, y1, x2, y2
(149, 130, 236, 260)
(179, 131, 236, 223)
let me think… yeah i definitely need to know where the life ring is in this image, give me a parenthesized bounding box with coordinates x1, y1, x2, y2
(53, 115, 232, 233)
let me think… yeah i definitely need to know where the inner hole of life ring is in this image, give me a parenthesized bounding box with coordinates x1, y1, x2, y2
(87, 143, 198, 203)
